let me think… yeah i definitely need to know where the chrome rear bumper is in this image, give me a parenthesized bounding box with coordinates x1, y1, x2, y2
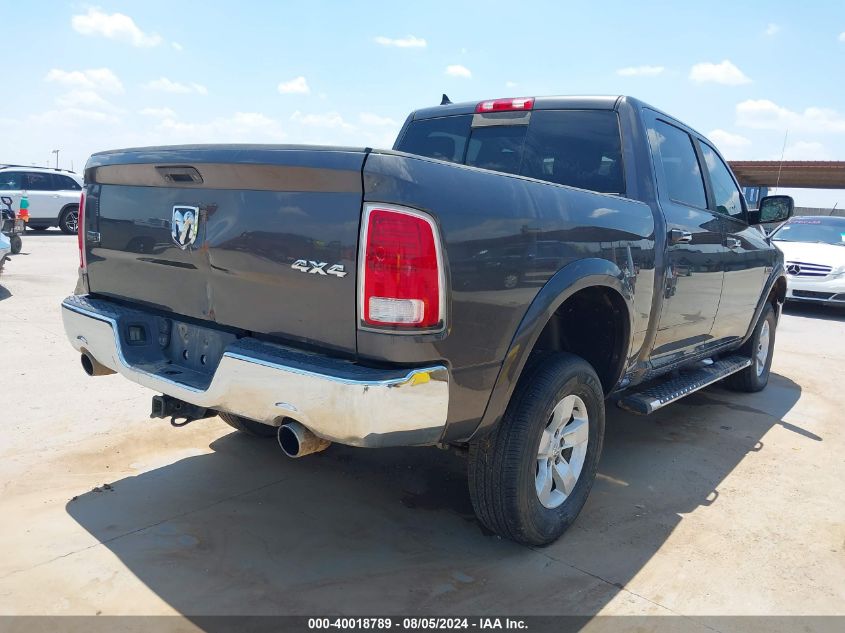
(61, 295, 449, 447)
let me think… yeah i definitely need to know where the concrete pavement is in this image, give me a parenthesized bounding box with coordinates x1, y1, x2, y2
(0, 232, 842, 624)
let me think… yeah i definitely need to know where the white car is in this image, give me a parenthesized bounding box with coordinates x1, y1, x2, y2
(771, 215, 845, 306)
(0, 165, 83, 234)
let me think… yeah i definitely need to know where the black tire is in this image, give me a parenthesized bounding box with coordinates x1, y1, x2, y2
(59, 206, 79, 235)
(468, 352, 605, 546)
(725, 302, 776, 392)
(10, 235, 21, 254)
(219, 412, 278, 437)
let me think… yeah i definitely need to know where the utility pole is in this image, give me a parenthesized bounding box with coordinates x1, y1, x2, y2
(52, 149, 60, 169)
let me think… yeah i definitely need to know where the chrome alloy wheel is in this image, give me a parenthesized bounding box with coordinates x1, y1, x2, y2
(535, 394, 589, 509)
(65, 209, 79, 233)
(755, 319, 770, 377)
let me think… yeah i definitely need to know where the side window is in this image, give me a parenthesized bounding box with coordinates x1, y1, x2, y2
(22, 172, 55, 191)
(648, 120, 707, 209)
(55, 175, 82, 191)
(700, 142, 744, 219)
(0, 172, 22, 190)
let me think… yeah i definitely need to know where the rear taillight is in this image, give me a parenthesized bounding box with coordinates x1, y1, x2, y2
(360, 204, 443, 329)
(78, 190, 86, 270)
(475, 97, 534, 113)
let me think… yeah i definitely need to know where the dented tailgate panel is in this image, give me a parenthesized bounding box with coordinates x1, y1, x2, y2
(83, 146, 366, 354)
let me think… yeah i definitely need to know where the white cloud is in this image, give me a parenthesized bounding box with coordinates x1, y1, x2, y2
(780, 141, 831, 161)
(839, 32, 845, 42)
(139, 107, 176, 118)
(290, 111, 354, 130)
(71, 8, 162, 47)
(707, 129, 752, 152)
(55, 90, 120, 111)
(30, 108, 121, 126)
(505, 81, 518, 88)
(278, 76, 310, 95)
(689, 60, 751, 85)
(445, 64, 472, 79)
(736, 99, 845, 133)
(171, 42, 183, 51)
(44, 68, 123, 93)
(764, 23, 781, 36)
(374, 35, 426, 48)
(145, 78, 208, 95)
(155, 112, 287, 143)
(359, 113, 398, 127)
(616, 65, 665, 77)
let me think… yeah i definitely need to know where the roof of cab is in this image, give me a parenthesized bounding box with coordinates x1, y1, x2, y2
(411, 95, 634, 120)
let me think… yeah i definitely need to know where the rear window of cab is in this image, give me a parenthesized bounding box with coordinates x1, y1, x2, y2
(396, 110, 625, 195)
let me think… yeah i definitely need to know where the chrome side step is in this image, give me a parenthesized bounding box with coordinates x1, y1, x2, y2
(617, 354, 751, 415)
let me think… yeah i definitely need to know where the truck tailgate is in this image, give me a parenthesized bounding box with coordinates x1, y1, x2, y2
(83, 146, 366, 353)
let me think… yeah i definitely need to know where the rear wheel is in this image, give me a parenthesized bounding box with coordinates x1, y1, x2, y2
(726, 302, 776, 392)
(10, 235, 21, 254)
(468, 353, 605, 546)
(59, 206, 79, 235)
(219, 412, 278, 437)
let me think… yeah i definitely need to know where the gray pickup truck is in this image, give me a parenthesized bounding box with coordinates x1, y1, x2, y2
(62, 95, 793, 545)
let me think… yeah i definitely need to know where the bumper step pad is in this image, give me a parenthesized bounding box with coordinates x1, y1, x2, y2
(617, 354, 751, 415)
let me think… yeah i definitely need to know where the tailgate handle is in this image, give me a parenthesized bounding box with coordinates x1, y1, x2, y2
(155, 166, 204, 184)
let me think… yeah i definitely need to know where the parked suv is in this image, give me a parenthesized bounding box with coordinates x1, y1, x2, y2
(0, 166, 83, 233)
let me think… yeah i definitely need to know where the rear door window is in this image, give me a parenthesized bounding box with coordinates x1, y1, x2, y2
(22, 172, 55, 191)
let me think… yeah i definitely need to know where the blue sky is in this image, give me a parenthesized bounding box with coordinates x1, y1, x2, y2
(2, 0, 844, 206)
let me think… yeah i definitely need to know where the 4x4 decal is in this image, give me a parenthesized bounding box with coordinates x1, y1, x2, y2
(291, 259, 347, 278)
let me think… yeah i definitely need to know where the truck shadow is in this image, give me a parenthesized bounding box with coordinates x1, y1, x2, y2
(65, 372, 805, 618)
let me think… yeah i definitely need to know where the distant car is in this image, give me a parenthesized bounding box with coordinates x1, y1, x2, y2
(771, 216, 845, 306)
(0, 165, 83, 234)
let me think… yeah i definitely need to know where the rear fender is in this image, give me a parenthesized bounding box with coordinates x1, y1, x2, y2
(468, 258, 634, 440)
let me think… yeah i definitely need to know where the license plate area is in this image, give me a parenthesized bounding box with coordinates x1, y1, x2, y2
(118, 314, 238, 389)
(164, 319, 236, 374)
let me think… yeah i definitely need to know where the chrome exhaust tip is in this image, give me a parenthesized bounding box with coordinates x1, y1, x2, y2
(277, 421, 330, 458)
(80, 351, 115, 377)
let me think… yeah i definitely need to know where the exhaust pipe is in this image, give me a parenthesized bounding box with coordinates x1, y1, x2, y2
(277, 421, 330, 458)
(80, 351, 115, 376)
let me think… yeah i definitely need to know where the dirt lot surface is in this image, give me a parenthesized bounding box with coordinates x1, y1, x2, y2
(0, 233, 843, 627)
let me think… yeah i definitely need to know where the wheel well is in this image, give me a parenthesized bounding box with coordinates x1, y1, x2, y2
(531, 286, 629, 394)
(59, 203, 79, 216)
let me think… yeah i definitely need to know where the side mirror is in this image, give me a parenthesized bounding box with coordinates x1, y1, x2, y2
(749, 195, 794, 225)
